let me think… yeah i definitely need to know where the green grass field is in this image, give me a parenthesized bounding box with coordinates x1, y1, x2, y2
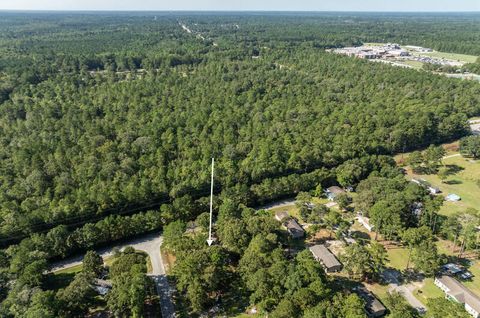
(386, 247, 410, 271)
(463, 262, 480, 296)
(54, 263, 84, 275)
(417, 51, 478, 64)
(399, 60, 424, 70)
(413, 278, 444, 305)
(267, 197, 335, 223)
(269, 204, 301, 220)
(406, 154, 480, 216)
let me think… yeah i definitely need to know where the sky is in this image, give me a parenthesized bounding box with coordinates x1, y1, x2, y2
(0, 0, 479, 12)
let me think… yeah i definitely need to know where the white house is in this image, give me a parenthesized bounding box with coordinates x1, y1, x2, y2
(435, 275, 480, 318)
(357, 215, 374, 232)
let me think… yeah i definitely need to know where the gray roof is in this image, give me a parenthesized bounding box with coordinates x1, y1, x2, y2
(327, 186, 345, 194)
(437, 275, 480, 313)
(355, 286, 386, 315)
(309, 245, 341, 269)
(286, 219, 304, 233)
(275, 211, 289, 220)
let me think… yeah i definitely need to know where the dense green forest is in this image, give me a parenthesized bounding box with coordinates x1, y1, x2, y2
(0, 12, 480, 241)
(1, 11, 480, 318)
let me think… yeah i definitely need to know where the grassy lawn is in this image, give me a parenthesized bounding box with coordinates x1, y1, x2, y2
(417, 51, 478, 64)
(54, 263, 83, 275)
(413, 278, 444, 305)
(269, 204, 301, 220)
(350, 220, 376, 242)
(386, 247, 410, 271)
(399, 60, 424, 70)
(405, 154, 480, 216)
(267, 197, 337, 223)
(463, 261, 480, 295)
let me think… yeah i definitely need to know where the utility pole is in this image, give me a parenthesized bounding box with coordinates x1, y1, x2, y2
(207, 158, 214, 246)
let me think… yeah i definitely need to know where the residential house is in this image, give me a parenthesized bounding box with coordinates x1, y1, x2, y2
(286, 219, 305, 239)
(357, 215, 374, 232)
(411, 179, 441, 194)
(275, 211, 289, 222)
(354, 286, 387, 317)
(309, 244, 342, 273)
(434, 275, 480, 318)
(325, 186, 346, 201)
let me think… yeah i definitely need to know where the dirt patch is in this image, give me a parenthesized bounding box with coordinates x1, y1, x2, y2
(309, 228, 335, 243)
(161, 250, 176, 273)
(443, 141, 460, 153)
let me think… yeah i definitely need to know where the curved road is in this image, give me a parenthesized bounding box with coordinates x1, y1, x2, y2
(50, 233, 176, 318)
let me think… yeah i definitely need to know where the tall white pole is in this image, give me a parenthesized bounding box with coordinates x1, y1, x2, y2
(207, 158, 214, 246)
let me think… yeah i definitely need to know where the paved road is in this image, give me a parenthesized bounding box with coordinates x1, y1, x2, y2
(149, 237, 176, 318)
(383, 269, 427, 314)
(257, 198, 296, 210)
(49, 233, 176, 318)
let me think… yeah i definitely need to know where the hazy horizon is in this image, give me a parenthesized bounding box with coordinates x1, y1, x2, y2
(0, 0, 479, 12)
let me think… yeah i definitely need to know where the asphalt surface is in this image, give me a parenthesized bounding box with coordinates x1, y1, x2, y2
(50, 233, 176, 318)
(257, 198, 296, 210)
(383, 269, 427, 314)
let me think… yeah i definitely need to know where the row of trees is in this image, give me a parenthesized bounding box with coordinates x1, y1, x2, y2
(1, 13, 479, 238)
(460, 135, 480, 159)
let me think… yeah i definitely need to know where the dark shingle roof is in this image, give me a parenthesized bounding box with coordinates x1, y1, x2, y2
(309, 244, 341, 269)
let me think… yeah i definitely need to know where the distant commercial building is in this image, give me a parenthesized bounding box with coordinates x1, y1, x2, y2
(357, 51, 378, 59)
(405, 45, 433, 52)
(309, 244, 342, 273)
(387, 49, 410, 57)
(285, 219, 305, 239)
(435, 275, 480, 318)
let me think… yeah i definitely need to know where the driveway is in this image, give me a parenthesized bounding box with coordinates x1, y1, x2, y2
(49, 233, 176, 318)
(383, 269, 427, 314)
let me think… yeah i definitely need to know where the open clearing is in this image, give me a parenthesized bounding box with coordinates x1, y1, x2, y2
(402, 154, 480, 216)
(415, 51, 478, 64)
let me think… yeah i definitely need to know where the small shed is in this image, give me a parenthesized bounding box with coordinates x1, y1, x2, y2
(428, 186, 441, 195)
(446, 194, 461, 202)
(309, 244, 342, 273)
(275, 211, 289, 222)
(443, 263, 463, 275)
(286, 219, 305, 239)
